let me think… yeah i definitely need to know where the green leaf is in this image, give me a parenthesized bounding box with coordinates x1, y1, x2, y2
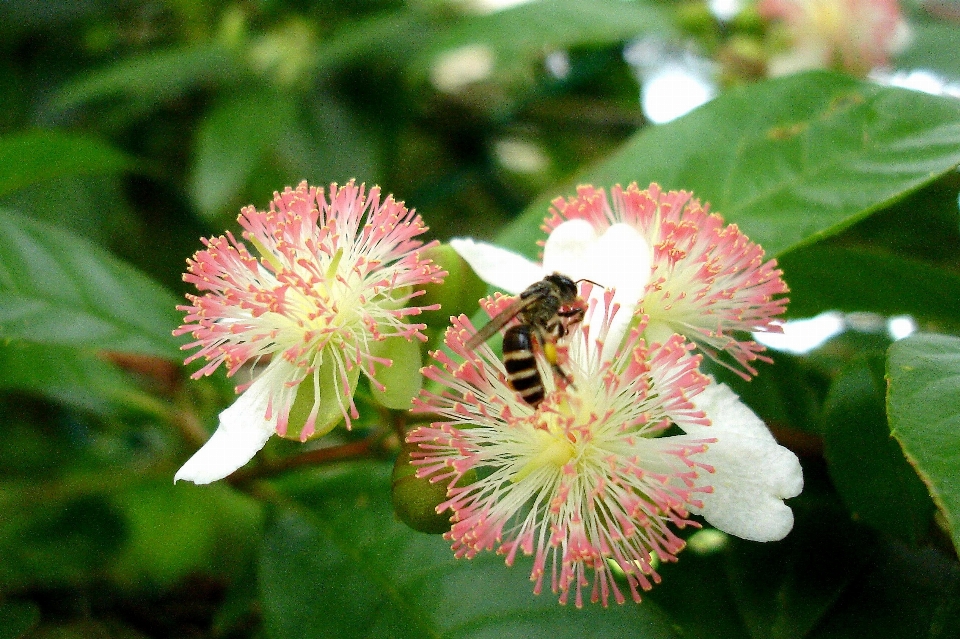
(500, 72, 960, 258)
(808, 535, 960, 639)
(260, 462, 680, 639)
(0, 474, 263, 592)
(314, 10, 433, 76)
(840, 175, 960, 268)
(0, 175, 137, 250)
(792, 329, 894, 388)
(190, 91, 297, 219)
(0, 342, 150, 416)
(0, 131, 135, 198)
(0, 492, 128, 589)
(0, 600, 40, 639)
(51, 43, 242, 113)
(823, 356, 933, 544)
(0, 211, 182, 359)
(413, 0, 672, 83)
(646, 538, 752, 639)
(273, 95, 382, 189)
(725, 507, 882, 639)
(11, 619, 148, 639)
(108, 480, 264, 588)
(887, 333, 960, 556)
(780, 243, 960, 326)
(370, 336, 423, 410)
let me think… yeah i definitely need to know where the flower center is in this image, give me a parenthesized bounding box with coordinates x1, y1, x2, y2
(509, 393, 599, 484)
(511, 426, 575, 483)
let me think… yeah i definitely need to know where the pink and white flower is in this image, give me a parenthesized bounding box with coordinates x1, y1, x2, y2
(175, 181, 444, 484)
(758, 0, 911, 77)
(452, 182, 789, 377)
(408, 289, 802, 606)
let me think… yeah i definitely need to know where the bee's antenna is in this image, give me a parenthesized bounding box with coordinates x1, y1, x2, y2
(575, 278, 603, 287)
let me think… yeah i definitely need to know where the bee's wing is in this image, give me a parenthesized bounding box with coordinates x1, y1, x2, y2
(465, 296, 538, 350)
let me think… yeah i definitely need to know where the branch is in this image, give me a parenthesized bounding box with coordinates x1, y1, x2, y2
(227, 437, 378, 485)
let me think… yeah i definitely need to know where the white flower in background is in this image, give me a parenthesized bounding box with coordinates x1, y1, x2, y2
(759, 0, 911, 77)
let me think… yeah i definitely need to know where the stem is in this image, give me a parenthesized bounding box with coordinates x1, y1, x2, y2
(227, 437, 377, 485)
(768, 423, 823, 457)
(383, 404, 408, 440)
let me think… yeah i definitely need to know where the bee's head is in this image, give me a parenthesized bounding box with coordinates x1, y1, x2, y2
(544, 273, 579, 302)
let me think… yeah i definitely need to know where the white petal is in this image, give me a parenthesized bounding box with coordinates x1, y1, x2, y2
(450, 238, 544, 294)
(541, 219, 598, 275)
(599, 305, 636, 361)
(546, 221, 650, 354)
(174, 373, 280, 485)
(683, 382, 804, 542)
(543, 220, 652, 298)
(581, 223, 651, 303)
(684, 381, 777, 443)
(587, 223, 651, 351)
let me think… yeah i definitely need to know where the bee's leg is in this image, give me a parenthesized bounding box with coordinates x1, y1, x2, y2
(556, 306, 586, 338)
(538, 327, 576, 389)
(558, 306, 585, 322)
(551, 360, 575, 390)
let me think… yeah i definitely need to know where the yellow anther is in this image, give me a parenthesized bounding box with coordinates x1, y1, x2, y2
(511, 429, 574, 483)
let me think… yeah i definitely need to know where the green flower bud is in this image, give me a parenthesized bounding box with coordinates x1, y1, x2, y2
(282, 358, 361, 441)
(370, 336, 424, 410)
(391, 440, 475, 534)
(416, 244, 489, 334)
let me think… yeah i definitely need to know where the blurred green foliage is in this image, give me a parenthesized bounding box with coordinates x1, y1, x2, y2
(1, 0, 960, 638)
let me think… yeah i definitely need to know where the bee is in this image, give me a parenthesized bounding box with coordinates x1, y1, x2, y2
(466, 273, 589, 407)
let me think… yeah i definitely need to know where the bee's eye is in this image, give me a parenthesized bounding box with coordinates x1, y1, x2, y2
(546, 273, 577, 297)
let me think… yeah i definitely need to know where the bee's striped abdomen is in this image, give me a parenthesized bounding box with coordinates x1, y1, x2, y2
(502, 325, 544, 407)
